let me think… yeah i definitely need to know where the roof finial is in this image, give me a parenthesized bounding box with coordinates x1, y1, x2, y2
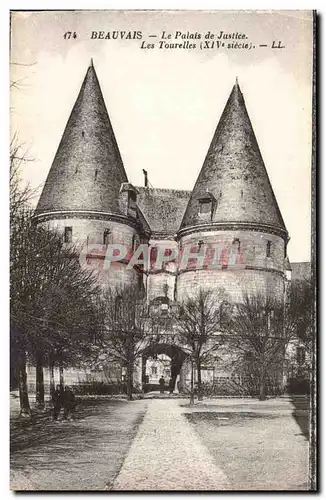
(235, 76, 239, 85)
(90, 58, 94, 68)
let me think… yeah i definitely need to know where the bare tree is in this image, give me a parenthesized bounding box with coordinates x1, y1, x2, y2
(10, 129, 103, 414)
(10, 133, 37, 415)
(286, 278, 314, 357)
(227, 292, 288, 401)
(283, 277, 315, 391)
(97, 284, 161, 400)
(10, 135, 38, 218)
(10, 204, 101, 413)
(174, 288, 225, 403)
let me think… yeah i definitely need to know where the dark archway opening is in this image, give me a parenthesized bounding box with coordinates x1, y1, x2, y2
(141, 344, 187, 394)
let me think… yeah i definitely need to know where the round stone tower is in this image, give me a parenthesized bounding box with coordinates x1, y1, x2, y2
(176, 80, 289, 304)
(34, 60, 148, 289)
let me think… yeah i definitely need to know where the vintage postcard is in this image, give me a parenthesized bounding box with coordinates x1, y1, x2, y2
(10, 10, 316, 491)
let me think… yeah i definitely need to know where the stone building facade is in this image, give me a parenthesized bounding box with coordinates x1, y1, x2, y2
(34, 61, 295, 393)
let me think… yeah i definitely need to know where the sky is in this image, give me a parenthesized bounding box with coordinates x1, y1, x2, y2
(10, 10, 313, 262)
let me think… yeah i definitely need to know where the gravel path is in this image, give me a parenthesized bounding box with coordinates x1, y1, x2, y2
(112, 399, 229, 491)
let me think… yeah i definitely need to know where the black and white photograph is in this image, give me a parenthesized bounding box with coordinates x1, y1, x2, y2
(9, 9, 316, 491)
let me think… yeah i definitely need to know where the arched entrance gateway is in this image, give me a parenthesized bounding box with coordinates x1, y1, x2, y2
(141, 344, 188, 394)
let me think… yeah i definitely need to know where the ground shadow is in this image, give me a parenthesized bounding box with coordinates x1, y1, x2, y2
(10, 397, 147, 491)
(11, 398, 127, 459)
(290, 395, 310, 441)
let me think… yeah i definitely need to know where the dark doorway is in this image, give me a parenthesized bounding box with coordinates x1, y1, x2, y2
(142, 344, 186, 394)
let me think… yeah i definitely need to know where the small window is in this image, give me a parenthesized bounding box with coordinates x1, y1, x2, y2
(267, 240, 272, 257)
(129, 191, 137, 203)
(103, 229, 111, 245)
(128, 191, 137, 218)
(151, 366, 157, 376)
(233, 238, 241, 251)
(296, 347, 306, 365)
(161, 303, 169, 315)
(266, 310, 271, 331)
(132, 235, 139, 251)
(64, 227, 72, 243)
(220, 302, 229, 327)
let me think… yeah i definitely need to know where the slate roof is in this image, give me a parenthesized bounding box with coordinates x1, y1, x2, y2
(136, 187, 191, 238)
(36, 67, 289, 245)
(35, 60, 128, 216)
(180, 81, 287, 235)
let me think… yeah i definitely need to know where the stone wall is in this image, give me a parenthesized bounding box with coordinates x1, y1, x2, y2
(177, 228, 286, 302)
(146, 238, 177, 302)
(26, 364, 122, 393)
(43, 217, 141, 288)
(178, 229, 285, 272)
(177, 267, 285, 302)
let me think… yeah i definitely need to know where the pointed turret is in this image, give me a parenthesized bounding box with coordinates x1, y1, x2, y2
(180, 80, 287, 237)
(35, 60, 128, 216)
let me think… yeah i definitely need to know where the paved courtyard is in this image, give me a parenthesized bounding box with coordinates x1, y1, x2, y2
(10, 395, 310, 491)
(112, 397, 309, 491)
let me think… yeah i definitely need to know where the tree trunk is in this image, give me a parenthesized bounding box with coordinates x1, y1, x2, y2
(127, 361, 134, 401)
(18, 352, 31, 417)
(197, 358, 203, 401)
(59, 363, 64, 392)
(259, 370, 266, 401)
(49, 359, 55, 398)
(190, 358, 194, 406)
(35, 354, 45, 409)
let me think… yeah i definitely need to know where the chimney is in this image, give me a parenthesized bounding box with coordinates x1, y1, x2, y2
(142, 169, 148, 187)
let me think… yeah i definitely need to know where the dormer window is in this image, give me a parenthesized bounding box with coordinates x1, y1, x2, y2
(198, 192, 216, 218)
(128, 190, 137, 218)
(119, 183, 139, 218)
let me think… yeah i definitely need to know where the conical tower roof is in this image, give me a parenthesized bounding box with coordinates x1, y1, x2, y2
(35, 60, 128, 216)
(180, 80, 287, 237)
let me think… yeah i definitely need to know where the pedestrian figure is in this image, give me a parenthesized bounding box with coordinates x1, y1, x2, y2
(175, 375, 180, 394)
(169, 378, 174, 395)
(62, 386, 76, 420)
(159, 376, 165, 394)
(52, 384, 63, 421)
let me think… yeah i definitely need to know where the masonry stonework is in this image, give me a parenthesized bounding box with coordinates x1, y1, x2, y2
(34, 61, 291, 392)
